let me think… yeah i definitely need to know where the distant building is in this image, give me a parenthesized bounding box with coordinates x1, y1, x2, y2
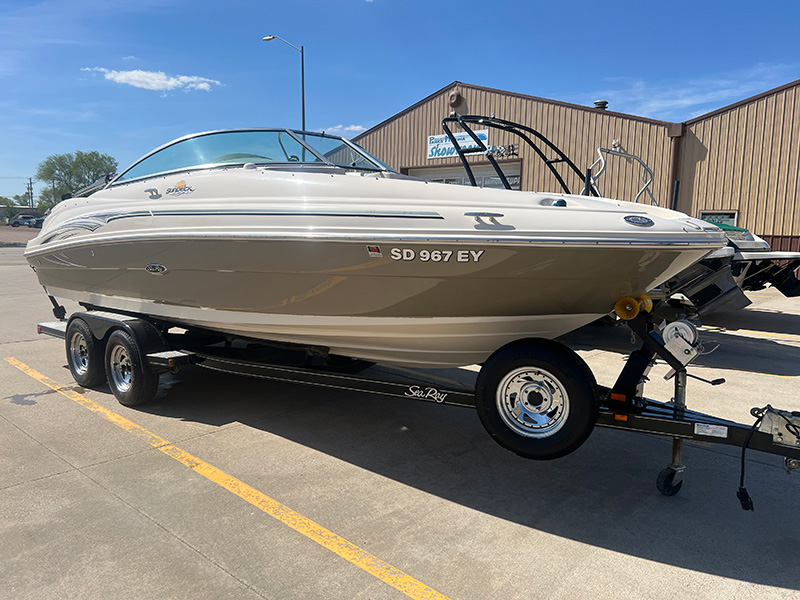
(355, 79, 800, 252)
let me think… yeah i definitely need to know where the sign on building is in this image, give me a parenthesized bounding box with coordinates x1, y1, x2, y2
(699, 210, 738, 227)
(427, 130, 489, 159)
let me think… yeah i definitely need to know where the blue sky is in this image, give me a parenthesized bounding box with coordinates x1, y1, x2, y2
(1, 0, 798, 199)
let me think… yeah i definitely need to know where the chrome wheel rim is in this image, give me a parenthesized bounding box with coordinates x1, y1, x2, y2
(109, 344, 133, 393)
(496, 367, 569, 438)
(69, 332, 90, 376)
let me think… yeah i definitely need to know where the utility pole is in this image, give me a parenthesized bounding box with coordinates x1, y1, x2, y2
(27, 178, 34, 208)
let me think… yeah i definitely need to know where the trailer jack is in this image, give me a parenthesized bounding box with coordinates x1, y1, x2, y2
(599, 312, 800, 509)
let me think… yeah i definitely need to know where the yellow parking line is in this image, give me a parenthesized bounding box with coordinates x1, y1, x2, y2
(5, 357, 452, 600)
(700, 326, 800, 341)
(736, 329, 800, 341)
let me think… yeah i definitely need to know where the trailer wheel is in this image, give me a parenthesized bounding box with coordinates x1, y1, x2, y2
(66, 318, 106, 388)
(475, 339, 599, 460)
(104, 330, 159, 407)
(656, 468, 683, 496)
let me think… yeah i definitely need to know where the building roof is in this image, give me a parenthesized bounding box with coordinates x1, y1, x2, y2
(685, 78, 800, 124)
(354, 78, 800, 140)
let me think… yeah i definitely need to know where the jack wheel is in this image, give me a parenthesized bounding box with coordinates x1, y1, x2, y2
(104, 330, 159, 407)
(656, 468, 683, 496)
(66, 318, 106, 387)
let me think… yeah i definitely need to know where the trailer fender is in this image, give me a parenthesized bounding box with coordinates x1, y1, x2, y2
(69, 312, 169, 371)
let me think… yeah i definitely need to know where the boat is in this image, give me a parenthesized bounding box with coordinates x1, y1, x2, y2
(25, 127, 725, 368)
(657, 221, 800, 316)
(583, 134, 800, 316)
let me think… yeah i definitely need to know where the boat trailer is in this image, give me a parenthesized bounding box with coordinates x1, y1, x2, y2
(38, 305, 799, 512)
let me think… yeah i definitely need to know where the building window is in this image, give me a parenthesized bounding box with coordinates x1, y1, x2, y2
(482, 175, 520, 189)
(418, 168, 521, 190)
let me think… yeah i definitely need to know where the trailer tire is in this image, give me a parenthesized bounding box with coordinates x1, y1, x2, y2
(475, 339, 599, 460)
(104, 329, 159, 407)
(66, 318, 106, 388)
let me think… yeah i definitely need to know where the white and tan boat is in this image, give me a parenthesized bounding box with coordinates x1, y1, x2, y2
(25, 128, 725, 367)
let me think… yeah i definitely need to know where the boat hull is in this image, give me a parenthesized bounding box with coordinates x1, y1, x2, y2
(30, 235, 712, 366)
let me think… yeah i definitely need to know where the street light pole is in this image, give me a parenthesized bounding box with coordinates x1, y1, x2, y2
(300, 44, 305, 131)
(263, 35, 306, 131)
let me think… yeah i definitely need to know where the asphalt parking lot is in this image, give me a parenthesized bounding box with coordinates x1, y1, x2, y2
(2, 231, 799, 599)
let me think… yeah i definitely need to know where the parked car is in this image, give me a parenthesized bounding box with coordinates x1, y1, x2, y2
(31, 216, 45, 228)
(10, 214, 37, 227)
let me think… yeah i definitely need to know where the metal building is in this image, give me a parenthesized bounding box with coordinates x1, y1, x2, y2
(354, 80, 800, 252)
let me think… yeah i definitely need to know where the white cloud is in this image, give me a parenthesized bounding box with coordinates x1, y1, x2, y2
(82, 67, 221, 93)
(121, 55, 137, 61)
(323, 124, 367, 135)
(572, 63, 796, 121)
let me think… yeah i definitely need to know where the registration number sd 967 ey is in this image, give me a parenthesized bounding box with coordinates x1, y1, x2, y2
(390, 248, 485, 263)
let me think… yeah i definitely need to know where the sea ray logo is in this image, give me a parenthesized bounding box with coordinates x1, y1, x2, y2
(145, 263, 168, 275)
(624, 215, 655, 227)
(404, 385, 448, 403)
(166, 180, 195, 196)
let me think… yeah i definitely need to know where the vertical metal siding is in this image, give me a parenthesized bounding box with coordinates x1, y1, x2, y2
(681, 84, 800, 237)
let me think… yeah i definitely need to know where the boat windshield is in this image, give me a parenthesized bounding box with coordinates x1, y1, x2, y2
(114, 129, 391, 183)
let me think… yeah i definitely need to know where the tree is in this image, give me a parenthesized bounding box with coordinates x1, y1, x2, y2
(36, 150, 118, 210)
(1, 194, 32, 219)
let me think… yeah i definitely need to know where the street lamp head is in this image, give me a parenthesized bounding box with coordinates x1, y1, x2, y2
(261, 34, 305, 131)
